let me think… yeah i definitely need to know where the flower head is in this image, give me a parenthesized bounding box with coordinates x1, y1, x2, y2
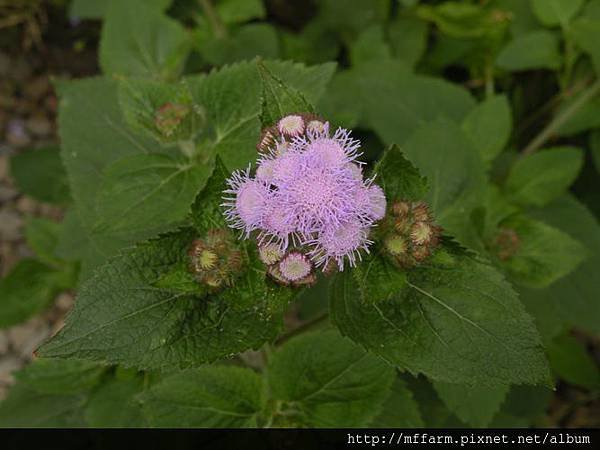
(223, 118, 386, 272)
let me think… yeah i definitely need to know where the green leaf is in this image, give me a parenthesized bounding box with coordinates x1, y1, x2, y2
(555, 93, 600, 136)
(591, 130, 600, 174)
(504, 147, 583, 207)
(69, 0, 171, 19)
(374, 144, 429, 201)
(547, 334, 600, 390)
(10, 146, 70, 205)
(93, 153, 213, 243)
(432, 382, 509, 427)
(99, 0, 189, 79)
(38, 227, 289, 369)
(571, 17, 600, 75)
(496, 30, 561, 71)
(268, 330, 395, 427)
(401, 119, 486, 249)
(15, 359, 106, 395)
(141, 366, 265, 427)
(118, 78, 205, 144)
(350, 25, 392, 66)
(363, 67, 476, 145)
(495, 215, 587, 288)
(258, 61, 315, 127)
(371, 376, 424, 427)
(0, 384, 88, 427)
(0, 260, 71, 329)
(388, 16, 428, 69)
(192, 60, 335, 171)
(522, 195, 600, 337)
(462, 95, 512, 165)
(353, 253, 407, 304)
(530, 0, 584, 27)
(196, 24, 279, 67)
(85, 376, 147, 427)
(490, 384, 552, 427)
(215, 0, 265, 24)
(329, 253, 551, 386)
(0, 358, 105, 427)
(24, 218, 63, 267)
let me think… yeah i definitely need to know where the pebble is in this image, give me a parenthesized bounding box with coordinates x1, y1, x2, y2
(15, 197, 37, 214)
(7, 318, 51, 360)
(0, 210, 22, 241)
(0, 356, 22, 385)
(0, 185, 17, 203)
(0, 332, 8, 354)
(26, 114, 52, 137)
(5, 119, 30, 147)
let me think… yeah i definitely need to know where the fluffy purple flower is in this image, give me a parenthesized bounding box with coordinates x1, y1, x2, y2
(223, 116, 387, 271)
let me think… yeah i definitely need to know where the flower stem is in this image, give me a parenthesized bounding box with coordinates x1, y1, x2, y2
(522, 79, 600, 157)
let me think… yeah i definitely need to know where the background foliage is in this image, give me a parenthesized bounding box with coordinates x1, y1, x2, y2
(1, 0, 599, 428)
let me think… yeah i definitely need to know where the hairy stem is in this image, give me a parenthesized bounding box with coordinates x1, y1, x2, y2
(198, 0, 227, 39)
(522, 79, 600, 156)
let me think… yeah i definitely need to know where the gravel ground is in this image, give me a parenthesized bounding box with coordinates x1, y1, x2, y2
(0, 49, 73, 401)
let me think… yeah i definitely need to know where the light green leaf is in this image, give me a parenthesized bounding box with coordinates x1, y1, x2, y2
(350, 25, 392, 66)
(93, 153, 213, 243)
(504, 147, 583, 207)
(99, 0, 189, 79)
(388, 16, 428, 69)
(432, 382, 510, 427)
(496, 30, 561, 71)
(39, 226, 289, 369)
(141, 366, 265, 427)
(462, 95, 512, 165)
(371, 376, 424, 427)
(330, 253, 551, 386)
(0, 260, 71, 329)
(495, 215, 587, 288)
(268, 331, 395, 427)
(547, 334, 600, 390)
(521, 195, 600, 337)
(530, 0, 584, 27)
(10, 146, 70, 205)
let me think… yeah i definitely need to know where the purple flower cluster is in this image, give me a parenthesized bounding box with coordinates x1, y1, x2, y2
(223, 115, 386, 271)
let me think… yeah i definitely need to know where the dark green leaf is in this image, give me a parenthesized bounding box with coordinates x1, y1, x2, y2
(69, 0, 171, 19)
(268, 330, 395, 427)
(432, 382, 509, 427)
(374, 144, 429, 201)
(39, 228, 290, 370)
(330, 253, 551, 386)
(141, 366, 265, 427)
(547, 334, 600, 390)
(371, 376, 424, 427)
(24, 218, 63, 267)
(85, 376, 147, 427)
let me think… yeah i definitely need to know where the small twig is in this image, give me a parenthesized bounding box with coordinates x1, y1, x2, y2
(522, 79, 600, 156)
(198, 0, 227, 39)
(275, 312, 329, 345)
